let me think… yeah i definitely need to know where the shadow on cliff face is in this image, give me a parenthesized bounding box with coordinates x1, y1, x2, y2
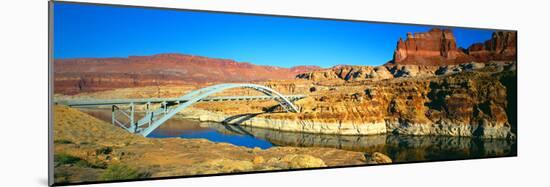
(498, 71, 517, 135)
(426, 81, 449, 113)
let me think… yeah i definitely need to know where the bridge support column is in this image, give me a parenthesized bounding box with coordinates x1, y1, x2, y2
(145, 102, 151, 127)
(162, 101, 167, 114)
(130, 102, 136, 133)
(111, 105, 116, 126)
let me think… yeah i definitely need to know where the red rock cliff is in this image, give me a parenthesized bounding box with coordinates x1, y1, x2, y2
(390, 28, 516, 66)
(467, 31, 517, 62)
(392, 28, 471, 65)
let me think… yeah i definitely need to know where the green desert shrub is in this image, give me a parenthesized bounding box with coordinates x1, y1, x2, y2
(100, 164, 143, 181)
(54, 153, 93, 168)
(55, 154, 83, 165)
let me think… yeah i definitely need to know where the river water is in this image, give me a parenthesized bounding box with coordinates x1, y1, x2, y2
(83, 109, 517, 163)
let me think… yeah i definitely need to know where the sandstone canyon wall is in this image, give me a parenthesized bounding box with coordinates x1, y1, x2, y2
(194, 65, 516, 139)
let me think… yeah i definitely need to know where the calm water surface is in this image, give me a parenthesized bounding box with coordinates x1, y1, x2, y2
(83, 109, 517, 163)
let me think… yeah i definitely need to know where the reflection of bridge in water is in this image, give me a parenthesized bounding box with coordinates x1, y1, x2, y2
(57, 83, 305, 136)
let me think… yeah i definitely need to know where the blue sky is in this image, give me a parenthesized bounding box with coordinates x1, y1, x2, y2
(54, 2, 496, 68)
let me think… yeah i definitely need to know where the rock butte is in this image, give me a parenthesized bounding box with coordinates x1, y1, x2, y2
(388, 28, 516, 66)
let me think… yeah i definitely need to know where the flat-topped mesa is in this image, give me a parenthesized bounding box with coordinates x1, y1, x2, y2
(467, 31, 517, 62)
(391, 28, 471, 66)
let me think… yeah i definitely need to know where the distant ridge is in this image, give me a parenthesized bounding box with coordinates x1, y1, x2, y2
(54, 53, 321, 95)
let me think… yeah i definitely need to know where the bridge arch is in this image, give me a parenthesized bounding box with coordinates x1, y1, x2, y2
(137, 83, 300, 136)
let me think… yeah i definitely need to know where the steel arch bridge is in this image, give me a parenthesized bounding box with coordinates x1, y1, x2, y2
(59, 83, 304, 136)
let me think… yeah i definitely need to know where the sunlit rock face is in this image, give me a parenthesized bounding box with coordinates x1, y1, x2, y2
(196, 64, 516, 139)
(391, 28, 473, 66)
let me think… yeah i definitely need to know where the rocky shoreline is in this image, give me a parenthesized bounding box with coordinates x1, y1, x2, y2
(177, 107, 514, 139)
(198, 122, 516, 159)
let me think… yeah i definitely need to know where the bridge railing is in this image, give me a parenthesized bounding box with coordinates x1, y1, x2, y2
(56, 95, 305, 107)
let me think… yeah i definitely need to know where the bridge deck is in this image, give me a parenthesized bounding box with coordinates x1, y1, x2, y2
(56, 95, 306, 107)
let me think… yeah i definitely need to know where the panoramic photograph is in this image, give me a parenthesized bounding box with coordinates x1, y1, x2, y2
(51, 2, 517, 185)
